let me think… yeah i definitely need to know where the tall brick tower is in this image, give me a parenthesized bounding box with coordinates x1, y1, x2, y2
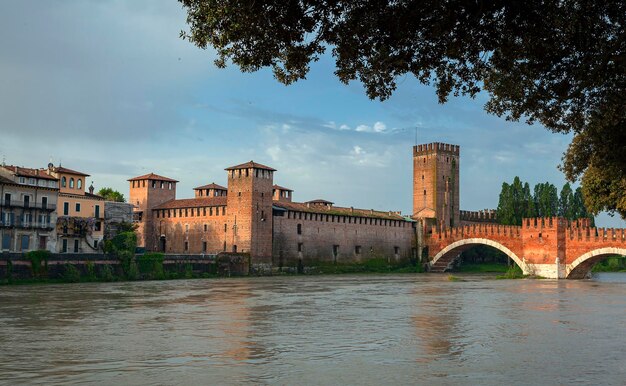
(413, 143, 460, 229)
(128, 173, 178, 250)
(225, 161, 275, 266)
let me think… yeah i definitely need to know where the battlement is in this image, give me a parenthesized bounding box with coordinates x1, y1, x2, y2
(460, 209, 497, 223)
(431, 223, 522, 239)
(567, 226, 626, 242)
(522, 217, 568, 229)
(413, 142, 460, 156)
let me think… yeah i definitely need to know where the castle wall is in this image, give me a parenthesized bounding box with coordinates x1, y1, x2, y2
(152, 205, 228, 254)
(272, 210, 416, 266)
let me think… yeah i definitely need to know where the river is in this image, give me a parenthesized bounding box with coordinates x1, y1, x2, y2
(1, 273, 625, 385)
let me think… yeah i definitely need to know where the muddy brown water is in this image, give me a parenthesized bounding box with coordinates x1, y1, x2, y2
(1, 273, 625, 385)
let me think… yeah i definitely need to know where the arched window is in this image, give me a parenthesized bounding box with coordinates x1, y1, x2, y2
(69, 178, 75, 188)
(77, 179, 82, 189)
(61, 176, 66, 187)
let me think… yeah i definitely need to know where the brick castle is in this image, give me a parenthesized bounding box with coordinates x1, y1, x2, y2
(130, 142, 484, 271)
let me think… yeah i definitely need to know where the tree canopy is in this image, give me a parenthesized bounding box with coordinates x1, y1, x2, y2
(179, 0, 626, 217)
(496, 177, 593, 226)
(98, 188, 126, 202)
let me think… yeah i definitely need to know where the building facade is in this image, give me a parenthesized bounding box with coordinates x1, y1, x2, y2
(47, 165, 105, 253)
(0, 165, 59, 252)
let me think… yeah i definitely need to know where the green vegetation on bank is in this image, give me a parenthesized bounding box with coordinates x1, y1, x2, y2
(591, 256, 626, 272)
(496, 265, 526, 279)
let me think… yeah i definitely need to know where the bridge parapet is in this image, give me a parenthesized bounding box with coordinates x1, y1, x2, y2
(431, 223, 521, 240)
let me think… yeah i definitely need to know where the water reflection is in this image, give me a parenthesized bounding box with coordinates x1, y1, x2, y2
(1, 274, 625, 385)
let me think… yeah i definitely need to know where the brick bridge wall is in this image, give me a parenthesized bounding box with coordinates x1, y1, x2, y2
(427, 217, 626, 279)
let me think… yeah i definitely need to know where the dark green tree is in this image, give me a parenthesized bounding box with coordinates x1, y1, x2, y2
(534, 182, 558, 218)
(98, 187, 126, 202)
(180, 0, 626, 217)
(559, 182, 575, 219)
(522, 182, 536, 218)
(496, 182, 515, 225)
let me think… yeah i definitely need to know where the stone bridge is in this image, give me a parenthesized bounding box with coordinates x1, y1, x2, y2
(426, 217, 626, 279)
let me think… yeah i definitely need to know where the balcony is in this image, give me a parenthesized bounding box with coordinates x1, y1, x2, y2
(0, 219, 55, 230)
(0, 200, 56, 211)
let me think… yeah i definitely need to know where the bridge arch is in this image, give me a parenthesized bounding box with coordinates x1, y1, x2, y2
(430, 238, 528, 273)
(567, 247, 626, 279)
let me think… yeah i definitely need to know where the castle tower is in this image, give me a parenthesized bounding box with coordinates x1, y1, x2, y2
(225, 161, 275, 265)
(413, 143, 460, 229)
(128, 173, 178, 250)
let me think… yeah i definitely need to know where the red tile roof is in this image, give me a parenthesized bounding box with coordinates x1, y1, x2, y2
(273, 201, 406, 220)
(2, 165, 59, 181)
(194, 183, 227, 190)
(273, 184, 293, 191)
(128, 173, 179, 182)
(153, 196, 227, 210)
(55, 166, 90, 176)
(225, 161, 276, 171)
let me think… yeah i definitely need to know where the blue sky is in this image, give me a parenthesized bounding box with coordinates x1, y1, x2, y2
(1, 1, 623, 227)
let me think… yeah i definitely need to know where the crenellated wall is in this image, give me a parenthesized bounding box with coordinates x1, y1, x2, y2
(426, 217, 626, 279)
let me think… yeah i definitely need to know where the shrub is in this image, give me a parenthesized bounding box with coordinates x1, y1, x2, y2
(85, 260, 97, 281)
(62, 264, 81, 283)
(99, 264, 115, 282)
(184, 263, 194, 279)
(136, 253, 165, 280)
(27, 250, 50, 279)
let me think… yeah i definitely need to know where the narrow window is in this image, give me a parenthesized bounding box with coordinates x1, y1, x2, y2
(224, 224, 227, 232)
(202, 241, 207, 252)
(184, 241, 189, 251)
(62, 177, 67, 187)
(69, 178, 75, 188)
(185, 224, 189, 232)
(297, 223, 302, 235)
(168, 182, 172, 189)
(42, 196, 48, 209)
(77, 179, 82, 189)
(333, 245, 339, 257)
(74, 239, 79, 253)
(298, 243, 303, 252)
(203, 208, 206, 216)
(394, 246, 400, 255)
(424, 190, 426, 196)
(75, 203, 81, 212)
(62, 239, 68, 253)
(94, 240, 98, 249)
(355, 245, 361, 255)
(204, 224, 208, 232)
(152, 180, 156, 188)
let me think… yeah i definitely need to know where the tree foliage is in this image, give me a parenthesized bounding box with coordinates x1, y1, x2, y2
(98, 187, 126, 202)
(496, 177, 594, 225)
(180, 0, 626, 217)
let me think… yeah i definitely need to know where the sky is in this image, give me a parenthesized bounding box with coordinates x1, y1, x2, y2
(1, 0, 624, 228)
